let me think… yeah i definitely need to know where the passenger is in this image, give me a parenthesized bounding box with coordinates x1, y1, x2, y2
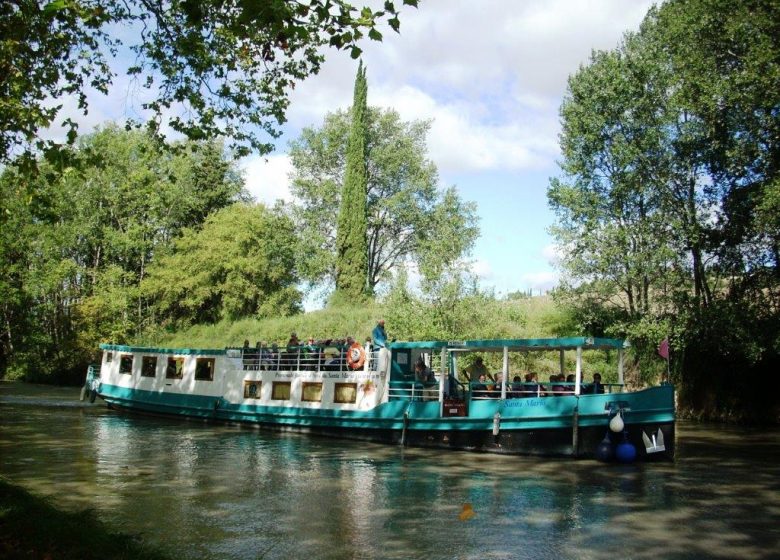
(447, 371, 463, 399)
(332, 336, 355, 372)
(283, 332, 300, 370)
(464, 356, 490, 382)
(269, 343, 280, 369)
(492, 373, 505, 398)
(372, 319, 387, 349)
(566, 373, 576, 394)
(551, 374, 566, 395)
(520, 372, 536, 398)
(242, 339, 251, 370)
(473, 373, 488, 399)
(592, 373, 605, 394)
(527, 372, 545, 397)
(304, 337, 319, 370)
(414, 359, 436, 386)
(260, 343, 273, 370)
(510, 375, 523, 398)
(323, 341, 342, 371)
(247, 340, 260, 371)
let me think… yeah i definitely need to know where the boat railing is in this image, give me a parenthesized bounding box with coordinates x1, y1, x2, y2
(86, 364, 101, 383)
(236, 345, 383, 374)
(81, 364, 101, 401)
(388, 381, 431, 401)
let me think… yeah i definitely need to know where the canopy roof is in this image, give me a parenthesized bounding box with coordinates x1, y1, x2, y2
(389, 337, 627, 352)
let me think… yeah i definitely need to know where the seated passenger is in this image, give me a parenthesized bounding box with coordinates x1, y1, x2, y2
(267, 343, 280, 369)
(551, 374, 566, 395)
(582, 373, 605, 394)
(566, 374, 576, 394)
(526, 371, 545, 397)
(283, 332, 300, 370)
(414, 360, 436, 385)
(473, 374, 488, 398)
(303, 337, 320, 370)
(510, 375, 524, 398)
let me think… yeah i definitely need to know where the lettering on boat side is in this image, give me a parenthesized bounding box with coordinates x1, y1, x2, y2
(503, 399, 545, 408)
(270, 372, 382, 381)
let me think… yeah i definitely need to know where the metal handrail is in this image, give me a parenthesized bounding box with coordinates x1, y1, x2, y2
(238, 345, 382, 374)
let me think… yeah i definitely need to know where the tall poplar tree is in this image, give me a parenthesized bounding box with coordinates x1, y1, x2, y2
(335, 61, 370, 300)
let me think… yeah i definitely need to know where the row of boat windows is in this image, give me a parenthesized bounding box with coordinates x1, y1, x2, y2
(244, 381, 359, 404)
(108, 353, 215, 381)
(106, 352, 361, 404)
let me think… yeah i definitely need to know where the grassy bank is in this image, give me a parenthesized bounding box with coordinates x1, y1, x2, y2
(0, 478, 171, 560)
(140, 295, 567, 349)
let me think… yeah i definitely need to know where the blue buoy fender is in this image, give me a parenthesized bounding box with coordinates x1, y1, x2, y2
(615, 432, 637, 463)
(595, 432, 614, 462)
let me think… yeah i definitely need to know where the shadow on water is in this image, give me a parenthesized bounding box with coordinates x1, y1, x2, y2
(1, 381, 778, 560)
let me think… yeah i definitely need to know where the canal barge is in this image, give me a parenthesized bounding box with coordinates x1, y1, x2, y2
(86, 337, 675, 460)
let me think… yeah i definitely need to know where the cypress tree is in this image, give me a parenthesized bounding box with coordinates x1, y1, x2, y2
(334, 61, 370, 300)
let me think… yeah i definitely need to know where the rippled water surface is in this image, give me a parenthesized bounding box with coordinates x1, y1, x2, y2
(1, 382, 778, 559)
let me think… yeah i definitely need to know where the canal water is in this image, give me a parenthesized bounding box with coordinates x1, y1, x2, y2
(1, 382, 778, 560)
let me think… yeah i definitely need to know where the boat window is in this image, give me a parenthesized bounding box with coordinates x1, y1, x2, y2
(243, 380, 262, 399)
(119, 355, 133, 375)
(302, 382, 323, 402)
(272, 381, 291, 400)
(195, 358, 215, 381)
(106, 352, 113, 363)
(334, 383, 357, 404)
(141, 356, 157, 377)
(166, 357, 184, 379)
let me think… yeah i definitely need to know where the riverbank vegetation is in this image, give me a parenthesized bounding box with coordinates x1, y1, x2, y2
(550, 0, 779, 423)
(0, 0, 777, 423)
(0, 477, 171, 560)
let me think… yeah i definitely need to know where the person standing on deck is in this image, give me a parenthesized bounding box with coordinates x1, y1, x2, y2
(464, 356, 491, 383)
(372, 319, 387, 349)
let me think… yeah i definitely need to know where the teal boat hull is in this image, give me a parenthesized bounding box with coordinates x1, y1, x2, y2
(98, 383, 675, 460)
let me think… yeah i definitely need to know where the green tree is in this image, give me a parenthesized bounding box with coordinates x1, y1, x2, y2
(0, 127, 245, 381)
(549, 0, 780, 418)
(335, 61, 370, 299)
(0, 0, 418, 166)
(290, 107, 479, 299)
(141, 203, 302, 325)
(549, 37, 688, 326)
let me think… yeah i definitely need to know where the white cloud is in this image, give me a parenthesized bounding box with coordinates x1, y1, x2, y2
(281, 0, 653, 176)
(371, 0, 655, 97)
(542, 243, 563, 266)
(471, 258, 494, 282)
(242, 154, 293, 205)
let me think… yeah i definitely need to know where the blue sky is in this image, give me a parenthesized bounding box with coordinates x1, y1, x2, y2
(243, 0, 657, 301)
(45, 0, 656, 304)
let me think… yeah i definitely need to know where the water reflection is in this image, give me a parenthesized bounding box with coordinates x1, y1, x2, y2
(1, 384, 778, 559)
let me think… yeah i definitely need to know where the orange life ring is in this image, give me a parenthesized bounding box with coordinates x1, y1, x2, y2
(346, 342, 366, 370)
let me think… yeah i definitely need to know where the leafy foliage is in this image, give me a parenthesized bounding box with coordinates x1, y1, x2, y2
(142, 203, 302, 325)
(0, 0, 418, 165)
(0, 127, 246, 381)
(290, 103, 479, 299)
(335, 61, 370, 299)
(549, 0, 780, 420)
